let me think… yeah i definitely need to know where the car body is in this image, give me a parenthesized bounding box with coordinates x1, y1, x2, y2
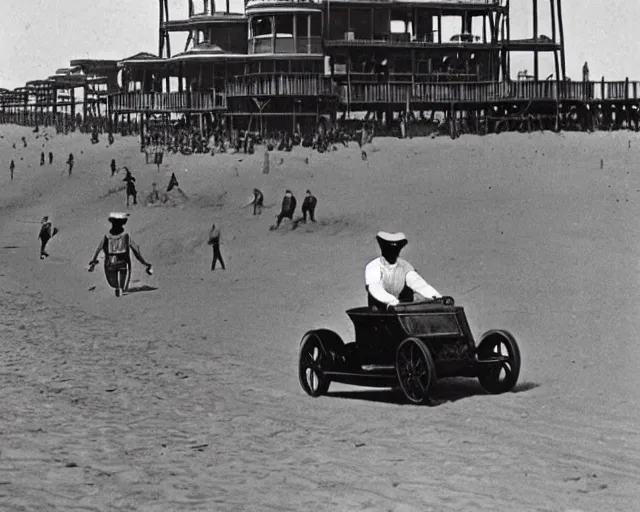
(298, 298, 521, 404)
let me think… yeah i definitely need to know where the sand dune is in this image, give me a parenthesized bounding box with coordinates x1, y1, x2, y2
(1, 126, 639, 511)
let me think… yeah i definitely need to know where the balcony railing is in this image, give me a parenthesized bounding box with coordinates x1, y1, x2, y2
(249, 36, 323, 54)
(226, 73, 336, 97)
(110, 91, 226, 112)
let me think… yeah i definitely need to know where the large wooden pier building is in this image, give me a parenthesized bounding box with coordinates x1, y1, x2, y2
(2, 0, 640, 136)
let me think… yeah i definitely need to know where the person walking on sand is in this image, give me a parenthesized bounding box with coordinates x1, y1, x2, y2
(10, 160, 15, 181)
(122, 167, 137, 207)
(274, 189, 297, 229)
(110, 159, 117, 177)
(88, 212, 153, 297)
(48, 151, 53, 165)
(40, 152, 45, 166)
(66, 153, 74, 177)
(208, 223, 226, 270)
(243, 188, 264, 215)
(301, 189, 317, 223)
(38, 216, 58, 259)
(154, 146, 164, 172)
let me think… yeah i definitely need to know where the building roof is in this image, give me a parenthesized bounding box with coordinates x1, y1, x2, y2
(163, 12, 247, 31)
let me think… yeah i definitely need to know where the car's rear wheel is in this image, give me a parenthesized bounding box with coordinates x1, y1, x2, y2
(298, 330, 344, 397)
(476, 330, 521, 394)
(396, 337, 436, 405)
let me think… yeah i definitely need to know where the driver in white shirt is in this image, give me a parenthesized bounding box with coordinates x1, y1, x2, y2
(365, 231, 441, 310)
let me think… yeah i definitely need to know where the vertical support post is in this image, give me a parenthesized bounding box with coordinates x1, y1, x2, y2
(625, 77, 630, 100)
(437, 11, 442, 44)
(506, 1, 511, 79)
(550, 0, 561, 96)
(271, 16, 276, 54)
(83, 84, 88, 122)
(533, 0, 539, 81)
(165, 0, 171, 57)
(347, 53, 352, 116)
(557, 0, 566, 81)
(307, 13, 311, 54)
(293, 13, 297, 53)
(483, 15, 487, 43)
(159, 0, 164, 57)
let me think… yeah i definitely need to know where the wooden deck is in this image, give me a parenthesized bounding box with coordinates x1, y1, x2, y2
(3, 80, 640, 119)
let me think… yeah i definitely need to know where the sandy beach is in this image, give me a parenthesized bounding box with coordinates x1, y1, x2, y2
(1, 126, 639, 511)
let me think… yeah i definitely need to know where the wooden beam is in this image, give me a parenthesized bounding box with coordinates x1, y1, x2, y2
(533, 0, 539, 80)
(483, 15, 487, 44)
(159, 0, 164, 58)
(550, 0, 561, 95)
(557, 0, 567, 80)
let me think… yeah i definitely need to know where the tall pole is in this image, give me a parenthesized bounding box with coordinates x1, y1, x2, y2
(159, 0, 164, 58)
(550, 0, 560, 92)
(165, 0, 171, 57)
(533, 0, 539, 81)
(557, 0, 566, 81)
(506, 0, 511, 79)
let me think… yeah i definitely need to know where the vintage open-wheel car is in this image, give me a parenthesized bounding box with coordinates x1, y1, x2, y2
(298, 297, 521, 405)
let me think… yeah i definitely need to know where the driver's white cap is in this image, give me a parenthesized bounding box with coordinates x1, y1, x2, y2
(376, 231, 407, 244)
(108, 212, 130, 221)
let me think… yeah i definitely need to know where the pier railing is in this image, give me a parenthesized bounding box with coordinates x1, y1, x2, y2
(226, 73, 337, 97)
(343, 80, 640, 104)
(110, 91, 226, 113)
(4, 80, 640, 121)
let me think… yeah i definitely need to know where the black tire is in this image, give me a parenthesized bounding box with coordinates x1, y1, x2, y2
(396, 337, 436, 405)
(298, 329, 344, 397)
(476, 330, 521, 394)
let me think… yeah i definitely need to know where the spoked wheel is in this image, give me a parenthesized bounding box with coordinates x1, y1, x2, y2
(298, 330, 344, 397)
(476, 330, 521, 394)
(396, 337, 436, 405)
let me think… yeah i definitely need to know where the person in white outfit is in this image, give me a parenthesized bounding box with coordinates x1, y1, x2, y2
(365, 231, 441, 310)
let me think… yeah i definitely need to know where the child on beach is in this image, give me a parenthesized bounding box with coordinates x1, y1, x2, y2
(10, 160, 15, 181)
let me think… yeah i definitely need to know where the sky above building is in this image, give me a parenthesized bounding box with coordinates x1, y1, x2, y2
(0, 0, 638, 89)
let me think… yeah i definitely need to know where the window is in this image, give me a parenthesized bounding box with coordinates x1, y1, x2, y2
(296, 14, 308, 38)
(274, 16, 294, 38)
(309, 13, 321, 36)
(252, 17, 272, 38)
